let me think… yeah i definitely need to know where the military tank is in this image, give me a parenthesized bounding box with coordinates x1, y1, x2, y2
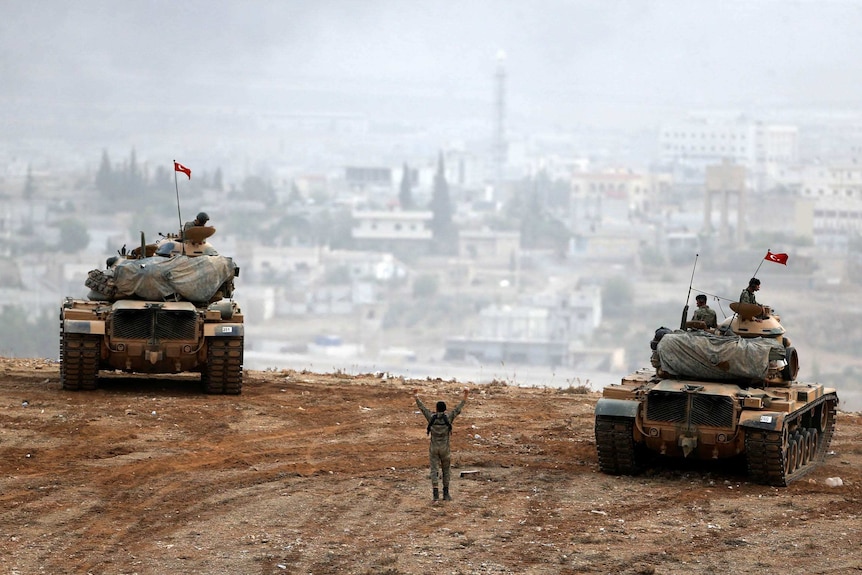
(595, 300, 838, 486)
(59, 224, 244, 394)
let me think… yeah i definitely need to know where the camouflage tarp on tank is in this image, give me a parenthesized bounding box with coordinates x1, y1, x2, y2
(95, 255, 235, 302)
(656, 331, 786, 381)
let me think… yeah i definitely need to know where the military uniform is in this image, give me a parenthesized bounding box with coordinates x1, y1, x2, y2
(692, 305, 717, 329)
(183, 212, 210, 233)
(739, 289, 758, 305)
(415, 396, 466, 501)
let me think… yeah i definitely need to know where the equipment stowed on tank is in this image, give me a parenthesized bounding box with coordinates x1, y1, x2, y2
(59, 223, 244, 394)
(595, 290, 839, 487)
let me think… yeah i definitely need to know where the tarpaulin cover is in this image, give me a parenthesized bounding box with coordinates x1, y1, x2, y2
(657, 331, 785, 381)
(110, 255, 235, 302)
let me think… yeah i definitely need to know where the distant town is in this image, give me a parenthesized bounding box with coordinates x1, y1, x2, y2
(2, 104, 862, 408)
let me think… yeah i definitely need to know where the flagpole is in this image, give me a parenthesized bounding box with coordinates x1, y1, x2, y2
(173, 159, 184, 238)
(751, 248, 768, 278)
(173, 160, 186, 255)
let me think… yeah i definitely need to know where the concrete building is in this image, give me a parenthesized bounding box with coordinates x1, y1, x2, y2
(789, 162, 862, 252)
(351, 210, 434, 253)
(443, 284, 604, 368)
(458, 229, 520, 264)
(659, 114, 799, 190)
(568, 170, 670, 235)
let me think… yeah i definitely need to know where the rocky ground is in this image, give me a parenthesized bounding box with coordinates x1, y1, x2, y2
(0, 357, 860, 575)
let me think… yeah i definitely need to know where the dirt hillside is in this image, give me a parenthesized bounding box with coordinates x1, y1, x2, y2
(1, 357, 860, 575)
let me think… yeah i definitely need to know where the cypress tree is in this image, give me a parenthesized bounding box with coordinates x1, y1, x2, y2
(398, 162, 415, 210)
(429, 152, 456, 253)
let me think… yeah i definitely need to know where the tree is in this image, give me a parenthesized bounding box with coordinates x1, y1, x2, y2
(127, 147, 144, 196)
(237, 176, 275, 203)
(507, 173, 569, 254)
(151, 165, 171, 192)
(56, 218, 90, 254)
(287, 182, 303, 205)
(601, 276, 635, 319)
(429, 152, 456, 253)
(95, 149, 114, 198)
(22, 165, 36, 200)
(398, 162, 415, 210)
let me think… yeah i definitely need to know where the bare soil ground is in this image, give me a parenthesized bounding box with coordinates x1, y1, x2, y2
(1, 357, 860, 575)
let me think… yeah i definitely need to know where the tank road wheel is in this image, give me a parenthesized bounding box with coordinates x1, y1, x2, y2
(60, 332, 101, 391)
(785, 435, 799, 476)
(595, 415, 643, 476)
(202, 337, 243, 395)
(799, 429, 811, 466)
(807, 428, 819, 460)
(794, 433, 806, 470)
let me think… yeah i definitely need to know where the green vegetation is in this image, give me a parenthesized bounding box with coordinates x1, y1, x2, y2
(429, 152, 456, 254)
(55, 218, 90, 253)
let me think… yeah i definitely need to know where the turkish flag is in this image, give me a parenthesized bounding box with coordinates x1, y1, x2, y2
(174, 161, 191, 180)
(765, 250, 788, 265)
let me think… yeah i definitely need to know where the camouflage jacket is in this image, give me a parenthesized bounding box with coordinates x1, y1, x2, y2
(692, 305, 717, 328)
(415, 397, 466, 449)
(739, 289, 758, 306)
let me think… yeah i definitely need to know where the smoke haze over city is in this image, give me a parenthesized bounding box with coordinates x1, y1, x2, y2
(4, 0, 862, 138)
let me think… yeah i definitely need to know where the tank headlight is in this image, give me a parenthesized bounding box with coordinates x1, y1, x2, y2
(649, 427, 660, 437)
(116, 343, 125, 351)
(717, 433, 727, 443)
(182, 345, 193, 353)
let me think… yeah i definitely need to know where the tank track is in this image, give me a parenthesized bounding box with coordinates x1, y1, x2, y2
(60, 328, 101, 391)
(595, 415, 643, 475)
(745, 395, 838, 486)
(202, 336, 243, 395)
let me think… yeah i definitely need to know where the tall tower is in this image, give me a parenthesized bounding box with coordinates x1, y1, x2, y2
(493, 50, 507, 201)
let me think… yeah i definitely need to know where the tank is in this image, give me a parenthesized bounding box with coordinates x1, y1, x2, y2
(59, 224, 244, 394)
(595, 300, 839, 486)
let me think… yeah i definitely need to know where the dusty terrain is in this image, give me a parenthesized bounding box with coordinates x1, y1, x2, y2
(0, 357, 860, 575)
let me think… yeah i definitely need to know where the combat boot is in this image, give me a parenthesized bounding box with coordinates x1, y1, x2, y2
(432, 488, 439, 501)
(443, 487, 452, 501)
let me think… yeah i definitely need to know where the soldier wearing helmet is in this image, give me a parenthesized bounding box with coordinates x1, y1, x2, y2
(183, 211, 210, 232)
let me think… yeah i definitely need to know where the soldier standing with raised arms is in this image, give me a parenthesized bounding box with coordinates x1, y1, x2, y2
(413, 388, 468, 502)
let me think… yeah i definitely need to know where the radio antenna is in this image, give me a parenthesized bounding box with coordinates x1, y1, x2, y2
(680, 253, 699, 329)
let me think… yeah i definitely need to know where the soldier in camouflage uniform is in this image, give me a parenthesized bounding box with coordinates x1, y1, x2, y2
(183, 211, 210, 232)
(739, 277, 767, 321)
(413, 388, 468, 501)
(691, 294, 717, 329)
(739, 278, 760, 305)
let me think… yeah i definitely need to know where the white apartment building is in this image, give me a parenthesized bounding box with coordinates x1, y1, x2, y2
(351, 210, 434, 253)
(659, 115, 799, 190)
(798, 163, 862, 244)
(799, 163, 862, 201)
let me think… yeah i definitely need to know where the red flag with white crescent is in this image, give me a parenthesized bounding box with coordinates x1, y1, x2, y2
(765, 250, 788, 265)
(174, 160, 191, 180)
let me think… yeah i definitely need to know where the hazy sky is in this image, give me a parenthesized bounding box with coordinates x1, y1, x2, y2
(3, 0, 862, 131)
